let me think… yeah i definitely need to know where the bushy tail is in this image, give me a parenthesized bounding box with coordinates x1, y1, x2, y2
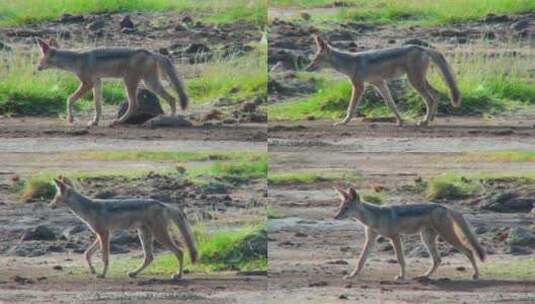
(157, 56, 189, 110)
(423, 48, 461, 107)
(451, 212, 486, 262)
(170, 207, 198, 263)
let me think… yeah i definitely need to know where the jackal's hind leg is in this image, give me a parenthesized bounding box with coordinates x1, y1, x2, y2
(334, 81, 364, 126)
(88, 79, 102, 127)
(128, 227, 154, 278)
(154, 224, 185, 280)
(345, 228, 377, 280)
(418, 229, 441, 279)
(391, 235, 407, 282)
(373, 81, 403, 126)
(408, 74, 436, 127)
(96, 231, 110, 278)
(425, 81, 440, 122)
(84, 239, 99, 274)
(437, 225, 480, 280)
(112, 77, 140, 125)
(143, 73, 176, 116)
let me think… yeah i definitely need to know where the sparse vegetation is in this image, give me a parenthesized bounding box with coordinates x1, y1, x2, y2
(192, 154, 267, 182)
(425, 173, 482, 200)
(483, 258, 535, 281)
(464, 151, 535, 162)
(0, 0, 267, 27)
(268, 170, 359, 185)
(65, 150, 263, 163)
(113, 224, 267, 274)
(360, 191, 385, 205)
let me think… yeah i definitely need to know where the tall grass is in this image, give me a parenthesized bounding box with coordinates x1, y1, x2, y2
(0, 0, 267, 27)
(269, 42, 534, 121)
(337, 0, 535, 26)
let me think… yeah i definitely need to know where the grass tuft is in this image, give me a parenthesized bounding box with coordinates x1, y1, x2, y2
(425, 173, 481, 200)
(268, 170, 359, 185)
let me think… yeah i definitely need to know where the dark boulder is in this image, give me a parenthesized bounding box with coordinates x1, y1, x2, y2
(116, 88, 164, 124)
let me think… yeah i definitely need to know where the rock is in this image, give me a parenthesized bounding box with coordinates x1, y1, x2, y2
(53, 265, 63, 270)
(6, 29, 41, 37)
(110, 243, 130, 254)
(86, 20, 105, 31)
(143, 115, 193, 129)
(21, 225, 56, 241)
(121, 27, 135, 34)
(239, 101, 257, 113)
(61, 224, 87, 240)
(309, 281, 328, 287)
(116, 88, 164, 124)
(482, 31, 496, 40)
(511, 19, 530, 31)
(184, 43, 210, 54)
(119, 15, 134, 30)
(182, 15, 193, 23)
(202, 109, 224, 121)
(483, 13, 510, 23)
(58, 13, 84, 23)
(507, 245, 532, 256)
(9, 243, 47, 257)
(507, 227, 535, 247)
(480, 191, 535, 213)
(13, 275, 34, 284)
(203, 180, 231, 194)
(408, 245, 429, 258)
(111, 230, 139, 246)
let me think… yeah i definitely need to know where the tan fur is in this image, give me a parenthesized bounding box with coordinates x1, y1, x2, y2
(35, 39, 188, 126)
(50, 176, 197, 280)
(307, 36, 461, 127)
(334, 186, 485, 281)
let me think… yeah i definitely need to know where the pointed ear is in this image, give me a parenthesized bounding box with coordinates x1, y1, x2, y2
(348, 187, 359, 201)
(334, 185, 348, 200)
(53, 178, 66, 192)
(36, 38, 50, 54)
(61, 176, 74, 187)
(314, 35, 328, 51)
(47, 37, 59, 48)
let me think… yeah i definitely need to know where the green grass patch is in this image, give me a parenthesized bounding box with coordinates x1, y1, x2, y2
(67, 151, 262, 163)
(188, 44, 267, 104)
(360, 191, 385, 205)
(0, 0, 267, 27)
(111, 224, 267, 274)
(483, 258, 535, 281)
(269, 43, 534, 121)
(336, 0, 535, 26)
(425, 172, 482, 200)
(268, 170, 359, 185)
(464, 151, 535, 162)
(189, 153, 267, 182)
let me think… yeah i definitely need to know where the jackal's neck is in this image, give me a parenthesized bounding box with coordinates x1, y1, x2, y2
(65, 190, 98, 216)
(326, 48, 356, 78)
(52, 50, 82, 72)
(353, 202, 380, 226)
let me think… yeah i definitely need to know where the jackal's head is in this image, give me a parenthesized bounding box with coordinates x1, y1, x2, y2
(36, 38, 59, 71)
(333, 186, 360, 220)
(49, 175, 75, 209)
(305, 35, 331, 72)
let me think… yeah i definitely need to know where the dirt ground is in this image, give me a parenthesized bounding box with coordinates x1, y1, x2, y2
(267, 117, 535, 303)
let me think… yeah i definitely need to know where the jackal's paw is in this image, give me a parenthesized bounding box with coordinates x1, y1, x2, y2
(333, 120, 348, 127)
(127, 271, 137, 278)
(171, 273, 183, 281)
(109, 119, 120, 127)
(416, 120, 429, 127)
(396, 120, 404, 127)
(472, 273, 480, 280)
(343, 273, 356, 280)
(394, 275, 408, 283)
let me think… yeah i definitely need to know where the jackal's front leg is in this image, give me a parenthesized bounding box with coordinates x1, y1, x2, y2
(96, 232, 110, 278)
(345, 228, 376, 280)
(66, 82, 92, 125)
(88, 79, 102, 127)
(334, 81, 363, 126)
